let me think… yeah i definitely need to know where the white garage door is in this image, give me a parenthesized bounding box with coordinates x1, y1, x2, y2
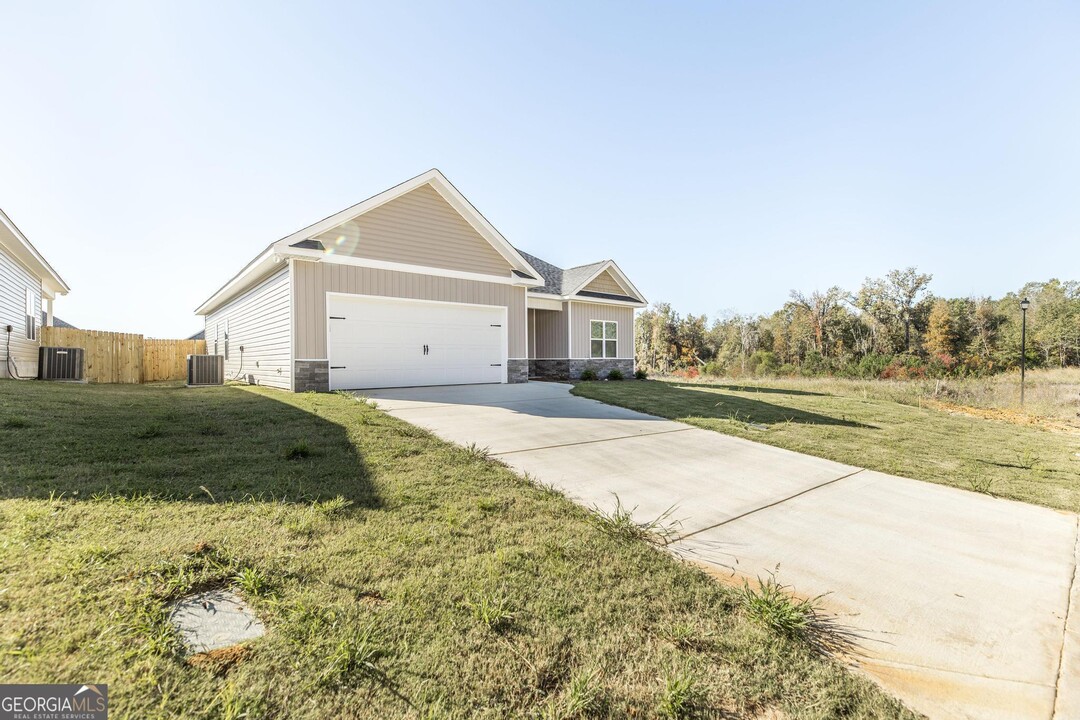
(326, 294, 508, 390)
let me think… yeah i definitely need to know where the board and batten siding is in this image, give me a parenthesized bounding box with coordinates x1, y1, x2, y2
(581, 269, 625, 296)
(292, 260, 527, 361)
(204, 267, 291, 390)
(0, 243, 41, 379)
(313, 184, 513, 277)
(528, 305, 568, 359)
(569, 301, 634, 359)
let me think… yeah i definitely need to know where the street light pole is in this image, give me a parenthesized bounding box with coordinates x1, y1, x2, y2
(1019, 297, 1030, 406)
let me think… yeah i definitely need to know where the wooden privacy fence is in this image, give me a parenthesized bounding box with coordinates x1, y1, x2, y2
(39, 327, 207, 384)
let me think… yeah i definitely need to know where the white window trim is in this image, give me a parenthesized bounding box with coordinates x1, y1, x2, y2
(24, 287, 37, 341)
(589, 319, 618, 359)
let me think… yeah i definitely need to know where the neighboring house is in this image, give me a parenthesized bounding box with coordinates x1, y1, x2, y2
(41, 312, 76, 329)
(1, 208, 70, 379)
(195, 170, 645, 392)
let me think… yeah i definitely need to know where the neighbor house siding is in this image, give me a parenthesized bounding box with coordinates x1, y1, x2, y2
(292, 260, 527, 360)
(529, 305, 569, 359)
(569, 301, 634, 359)
(313, 184, 513, 277)
(0, 244, 41, 379)
(204, 267, 291, 390)
(581, 269, 625, 295)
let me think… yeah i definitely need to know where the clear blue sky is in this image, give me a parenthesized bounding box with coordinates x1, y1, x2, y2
(1, 1, 1078, 337)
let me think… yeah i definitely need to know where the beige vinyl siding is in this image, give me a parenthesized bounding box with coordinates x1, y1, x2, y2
(0, 243, 41, 379)
(204, 267, 291, 390)
(569, 301, 634, 359)
(313, 184, 513, 277)
(581, 269, 625, 295)
(528, 306, 568, 359)
(293, 260, 527, 360)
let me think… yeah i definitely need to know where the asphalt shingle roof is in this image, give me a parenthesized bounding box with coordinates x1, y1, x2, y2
(515, 249, 633, 300)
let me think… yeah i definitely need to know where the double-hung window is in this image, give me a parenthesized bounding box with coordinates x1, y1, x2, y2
(590, 320, 617, 358)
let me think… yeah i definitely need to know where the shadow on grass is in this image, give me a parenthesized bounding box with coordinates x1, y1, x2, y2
(664, 384, 878, 429)
(678, 382, 831, 397)
(0, 381, 379, 507)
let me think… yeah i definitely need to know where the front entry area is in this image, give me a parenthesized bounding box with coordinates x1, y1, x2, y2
(326, 293, 507, 390)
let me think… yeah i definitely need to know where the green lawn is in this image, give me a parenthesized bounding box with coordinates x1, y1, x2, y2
(572, 379, 1080, 512)
(0, 381, 915, 719)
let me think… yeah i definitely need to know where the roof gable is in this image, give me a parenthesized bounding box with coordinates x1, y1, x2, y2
(581, 268, 627, 296)
(277, 169, 539, 279)
(312, 184, 513, 276)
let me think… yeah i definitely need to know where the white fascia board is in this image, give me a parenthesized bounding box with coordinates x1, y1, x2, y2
(271, 169, 543, 282)
(195, 247, 283, 315)
(0, 208, 70, 295)
(531, 291, 646, 309)
(283, 251, 542, 287)
(569, 296, 647, 308)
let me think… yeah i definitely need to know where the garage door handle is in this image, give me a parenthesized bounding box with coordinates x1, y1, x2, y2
(330, 316, 346, 320)
(331, 366, 346, 369)
(490, 363, 502, 367)
(490, 324, 502, 327)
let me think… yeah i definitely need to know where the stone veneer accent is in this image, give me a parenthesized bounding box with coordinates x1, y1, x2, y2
(529, 359, 570, 380)
(507, 359, 529, 384)
(294, 360, 330, 393)
(569, 358, 634, 380)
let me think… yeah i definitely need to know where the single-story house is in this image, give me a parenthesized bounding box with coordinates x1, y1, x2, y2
(1, 208, 70, 379)
(195, 170, 646, 392)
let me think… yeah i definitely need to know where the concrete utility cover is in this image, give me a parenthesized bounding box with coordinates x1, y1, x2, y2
(170, 590, 265, 653)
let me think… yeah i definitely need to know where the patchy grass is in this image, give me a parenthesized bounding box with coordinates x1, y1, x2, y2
(573, 378, 1080, 512)
(0, 380, 916, 719)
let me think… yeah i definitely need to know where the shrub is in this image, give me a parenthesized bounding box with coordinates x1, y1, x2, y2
(606, 369, 624, 381)
(748, 350, 779, 376)
(702, 361, 725, 376)
(634, 368, 648, 380)
(777, 363, 798, 377)
(579, 368, 598, 381)
(856, 353, 893, 379)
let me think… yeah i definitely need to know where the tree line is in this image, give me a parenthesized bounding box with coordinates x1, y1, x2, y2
(635, 269, 1080, 379)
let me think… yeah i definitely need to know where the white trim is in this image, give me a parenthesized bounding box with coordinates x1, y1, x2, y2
(565, 260, 646, 304)
(197, 169, 546, 314)
(324, 291, 510, 388)
(286, 251, 540, 286)
(287, 258, 295, 391)
(196, 247, 282, 315)
(569, 357, 634, 361)
(567, 302, 572, 358)
(529, 290, 646, 309)
(0, 207, 70, 296)
(588, 319, 619, 359)
(273, 169, 541, 277)
(294, 358, 329, 362)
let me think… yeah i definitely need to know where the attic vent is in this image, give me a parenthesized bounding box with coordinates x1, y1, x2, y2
(37, 347, 85, 382)
(187, 354, 225, 387)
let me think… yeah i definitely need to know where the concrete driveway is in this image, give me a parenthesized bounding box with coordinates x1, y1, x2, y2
(363, 382, 1079, 720)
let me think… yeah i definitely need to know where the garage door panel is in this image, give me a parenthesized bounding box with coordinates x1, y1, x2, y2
(327, 294, 507, 390)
